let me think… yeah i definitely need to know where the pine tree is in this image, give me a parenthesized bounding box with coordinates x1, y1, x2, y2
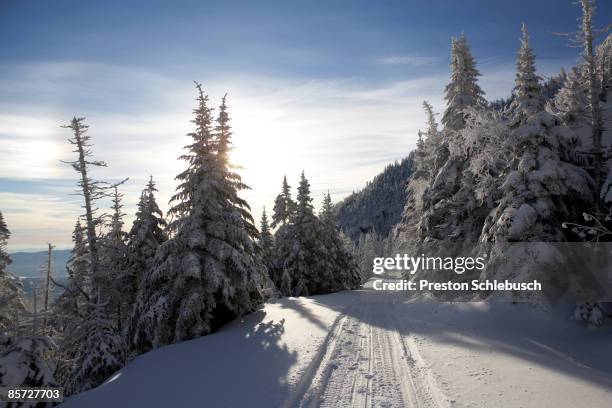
(415, 130, 426, 174)
(319, 193, 361, 291)
(421, 101, 444, 177)
(0, 212, 25, 336)
(51, 220, 91, 387)
(483, 43, 594, 243)
(0, 212, 9, 281)
(130, 83, 265, 352)
(554, 67, 589, 125)
(423, 100, 439, 138)
(123, 177, 167, 347)
(292, 172, 321, 295)
(511, 23, 544, 123)
(272, 173, 320, 295)
(271, 176, 295, 228)
(272, 173, 357, 296)
(442, 34, 486, 131)
(414, 35, 486, 243)
(64, 303, 122, 395)
(102, 183, 129, 332)
(52, 221, 90, 333)
(259, 208, 274, 268)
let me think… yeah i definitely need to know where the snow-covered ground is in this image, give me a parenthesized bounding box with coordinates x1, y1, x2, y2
(61, 279, 612, 408)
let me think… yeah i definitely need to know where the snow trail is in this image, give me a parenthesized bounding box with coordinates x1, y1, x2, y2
(292, 291, 449, 408)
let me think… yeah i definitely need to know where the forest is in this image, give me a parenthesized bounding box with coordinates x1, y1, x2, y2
(0, 0, 610, 405)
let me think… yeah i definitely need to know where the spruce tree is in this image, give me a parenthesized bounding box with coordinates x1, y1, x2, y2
(319, 193, 361, 291)
(423, 100, 439, 138)
(64, 303, 122, 395)
(51, 220, 91, 386)
(292, 172, 321, 294)
(274, 173, 340, 296)
(123, 176, 167, 332)
(52, 221, 90, 331)
(442, 34, 485, 131)
(511, 24, 544, 123)
(102, 184, 129, 332)
(130, 83, 265, 352)
(414, 130, 426, 174)
(483, 24, 594, 244)
(0, 211, 11, 287)
(271, 176, 295, 228)
(0, 212, 25, 336)
(259, 208, 274, 268)
(554, 67, 589, 125)
(421, 101, 442, 177)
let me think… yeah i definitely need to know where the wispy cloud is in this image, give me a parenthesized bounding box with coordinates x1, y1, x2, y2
(376, 55, 439, 67)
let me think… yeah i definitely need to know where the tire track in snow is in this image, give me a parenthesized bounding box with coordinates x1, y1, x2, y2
(290, 294, 449, 408)
(387, 301, 451, 408)
(282, 304, 355, 408)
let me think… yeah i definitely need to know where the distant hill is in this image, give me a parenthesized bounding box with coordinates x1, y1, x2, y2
(7, 249, 71, 278)
(19, 276, 68, 301)
(335, 154, 414, 242)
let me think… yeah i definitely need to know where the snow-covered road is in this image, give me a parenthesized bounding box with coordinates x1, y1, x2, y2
(61, 280, 612, 408)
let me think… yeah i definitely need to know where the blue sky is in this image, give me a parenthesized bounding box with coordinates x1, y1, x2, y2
(1, 0, 610, 251)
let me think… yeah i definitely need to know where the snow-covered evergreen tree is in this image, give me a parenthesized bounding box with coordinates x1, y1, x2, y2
(319, 193, 361, 290)
(273, 172, 320, 296)
(414, 130, 427, 175)
(482, 23, 595, 244)
(554, 67, 590, 126)
(0, 219, 56, 401)
(442, 34, 486, 131)
(390, 3, 609, 305)
(510, 24, 544, 123)
(272, 174, 360, 296)
(130, 83, 265, 352)
(52, 221, 90, 332)
(101, 184, 129, 332)
(122, 177, 167, 349)
(476, 30, 595, 301)
(50, 220, 91, 387)
(258, 207, 274, 269)
(418, 100, 445, 180)
(405, 34, 487, 244)
(0, 211, 9, 284)
(271, 176, 295, 228)
(0, 212, 25, 337)
(0, 336, 57, 407)
(64, 303, 122, 395)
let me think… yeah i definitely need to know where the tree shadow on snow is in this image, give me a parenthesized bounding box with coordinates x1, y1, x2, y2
(65, 310, 299, 408)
